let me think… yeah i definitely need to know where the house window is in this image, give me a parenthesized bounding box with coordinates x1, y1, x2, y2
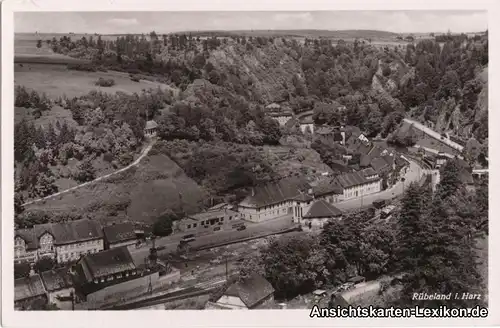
(229, 216, 232, 220)
(193, 223, 197, 228)
(187, 224, 191, 229)
(201, 221, 204, 225)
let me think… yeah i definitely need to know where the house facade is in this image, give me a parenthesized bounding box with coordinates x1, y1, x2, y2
(238, 178, 313, 223)
(14, 219, 104, 264)
(144, 120, 158, 137)
(334, 168, 382, 201)
(301, 199, 343, 231)
(269, 112, 293, 126)
(103, 222, 138, 250)
(175, 208, 242, 236)
(40, 268, 75, 310)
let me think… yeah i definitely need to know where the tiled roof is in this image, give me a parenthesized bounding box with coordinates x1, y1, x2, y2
(370, 157, 390, 173)
(79, 247, 136, 282)
(335, 170, 379, 189)
(103, 222, 136, 245)
(15, 219, 103, 247)
(15, 274, 46, 302)
(15, 229, 38, 250)
(266, 103, 281, 109)
(223, 274, 275, 308)
(360, 154, 371, 167)
(145, 120, 158, 130)
(41, 268, 73, 292)
(303, 200, 343, 219)
(311, 178, 343, 197)
(362, 167, 378, 177)
(239, 177, 311, 208)
(382, 154, 395, 167)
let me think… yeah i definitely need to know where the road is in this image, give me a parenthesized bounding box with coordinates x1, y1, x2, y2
(129, 214, 295, 260)
(403, 118, 464, 152)
(22, 139, 156, 206)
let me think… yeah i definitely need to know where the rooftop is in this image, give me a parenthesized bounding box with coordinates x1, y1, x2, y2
(223, 274, 275, 308)
(239, 177, 311, 208)
(335, 170, 379, 189)
(15, 274, 46, 302)
(78, 247, 136, 282)
(15, 219, 103, 247)
(41, 268, 74, 292)
(145, 120, 158, 130)
(103, 222, 136, 245)
(303, 200, 343, 219)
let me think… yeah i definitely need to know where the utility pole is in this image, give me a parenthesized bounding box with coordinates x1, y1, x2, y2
(225, 257, 228, 281)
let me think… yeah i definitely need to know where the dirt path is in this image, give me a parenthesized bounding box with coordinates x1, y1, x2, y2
(22, 139, 156, 207)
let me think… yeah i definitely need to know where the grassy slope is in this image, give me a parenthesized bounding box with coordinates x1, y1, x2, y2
(23, 153, 207, 225)
(15, 63, 172, 99)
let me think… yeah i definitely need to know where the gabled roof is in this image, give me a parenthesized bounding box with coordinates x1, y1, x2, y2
(239, 177, 311, 208)
(335, 170, 379, 189)
(311, 178, 343, 197)
(360, 154, 372, 167)
(15, 274, 46, 302)
(41, 268, 74, 292)
(223, 274, 275, 308)
(15, 229, 38, 250)
(370, 157, 390, 173)
(145, 120, 158, 130)
(78, 247, 136, 282)
(103, 222, 136, 245)
(303, 200, 343, 219)
(15, 219, 103, 247)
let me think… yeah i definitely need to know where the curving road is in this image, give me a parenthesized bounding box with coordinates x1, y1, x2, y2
(403, 118, 464, 152)
(22, 139, 157, 207)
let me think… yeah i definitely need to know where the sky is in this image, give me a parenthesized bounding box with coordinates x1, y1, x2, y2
(15, 11, 487, 35)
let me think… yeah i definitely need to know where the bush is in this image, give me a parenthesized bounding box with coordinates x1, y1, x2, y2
(103, 153, 114, 162)
(95, 77, 115, 87)
(34, 257, 56, 273)
(15, 263, 32, 279)
(67, 63, 97, 72)
(152, 210, 179, 237)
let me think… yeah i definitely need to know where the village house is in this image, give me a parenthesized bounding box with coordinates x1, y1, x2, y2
(206, 274, 275, 310)
(269, 111, 293, 126)
(238, 177, 314, 223)
(72, 246, 180, 308)
(15, 273, 47, 310)
(310, 178, 343, 204)
(299, 116, 315, 134)
(14, 219, 104, 264)
(144, 120, 158, 137)
(175, 207, 242, 236)
(40, 268, 75, 310)
(103, 222, 138, 250)
(301, 199, 343, 231)
(333, 168, 382, 201)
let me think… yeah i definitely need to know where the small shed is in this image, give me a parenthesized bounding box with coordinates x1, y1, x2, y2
(144, 120, 158, 137)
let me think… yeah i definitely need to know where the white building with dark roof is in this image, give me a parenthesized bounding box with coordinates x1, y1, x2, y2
(333, 168, 382, 201)
(238, 177, 314, 223)
(15, 219, 104, 264)
(301, 200, 343, 231)
(176, 207, 242, 235)
(144, 120, 158, 137)
(207, 274, 275, 309)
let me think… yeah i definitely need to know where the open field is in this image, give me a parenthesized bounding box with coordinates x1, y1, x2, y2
(23, 153, 207, 225)
(15, 63, 172, 99)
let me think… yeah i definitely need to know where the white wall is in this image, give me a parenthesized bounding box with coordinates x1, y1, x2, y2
(342, 180, 381, 200)
(215, 295, 248, 310)
(56, 239, 104, 263)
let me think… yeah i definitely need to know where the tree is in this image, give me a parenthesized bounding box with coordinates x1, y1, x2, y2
(261, 235, 327, 299)
(15, 263, 32, 279)
(34, 257, 56, 273)
(153, 210, 177, 236)
(74, 160, 96, 183)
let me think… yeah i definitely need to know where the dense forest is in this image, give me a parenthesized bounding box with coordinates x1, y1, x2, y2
(238, 159, 488, 307)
